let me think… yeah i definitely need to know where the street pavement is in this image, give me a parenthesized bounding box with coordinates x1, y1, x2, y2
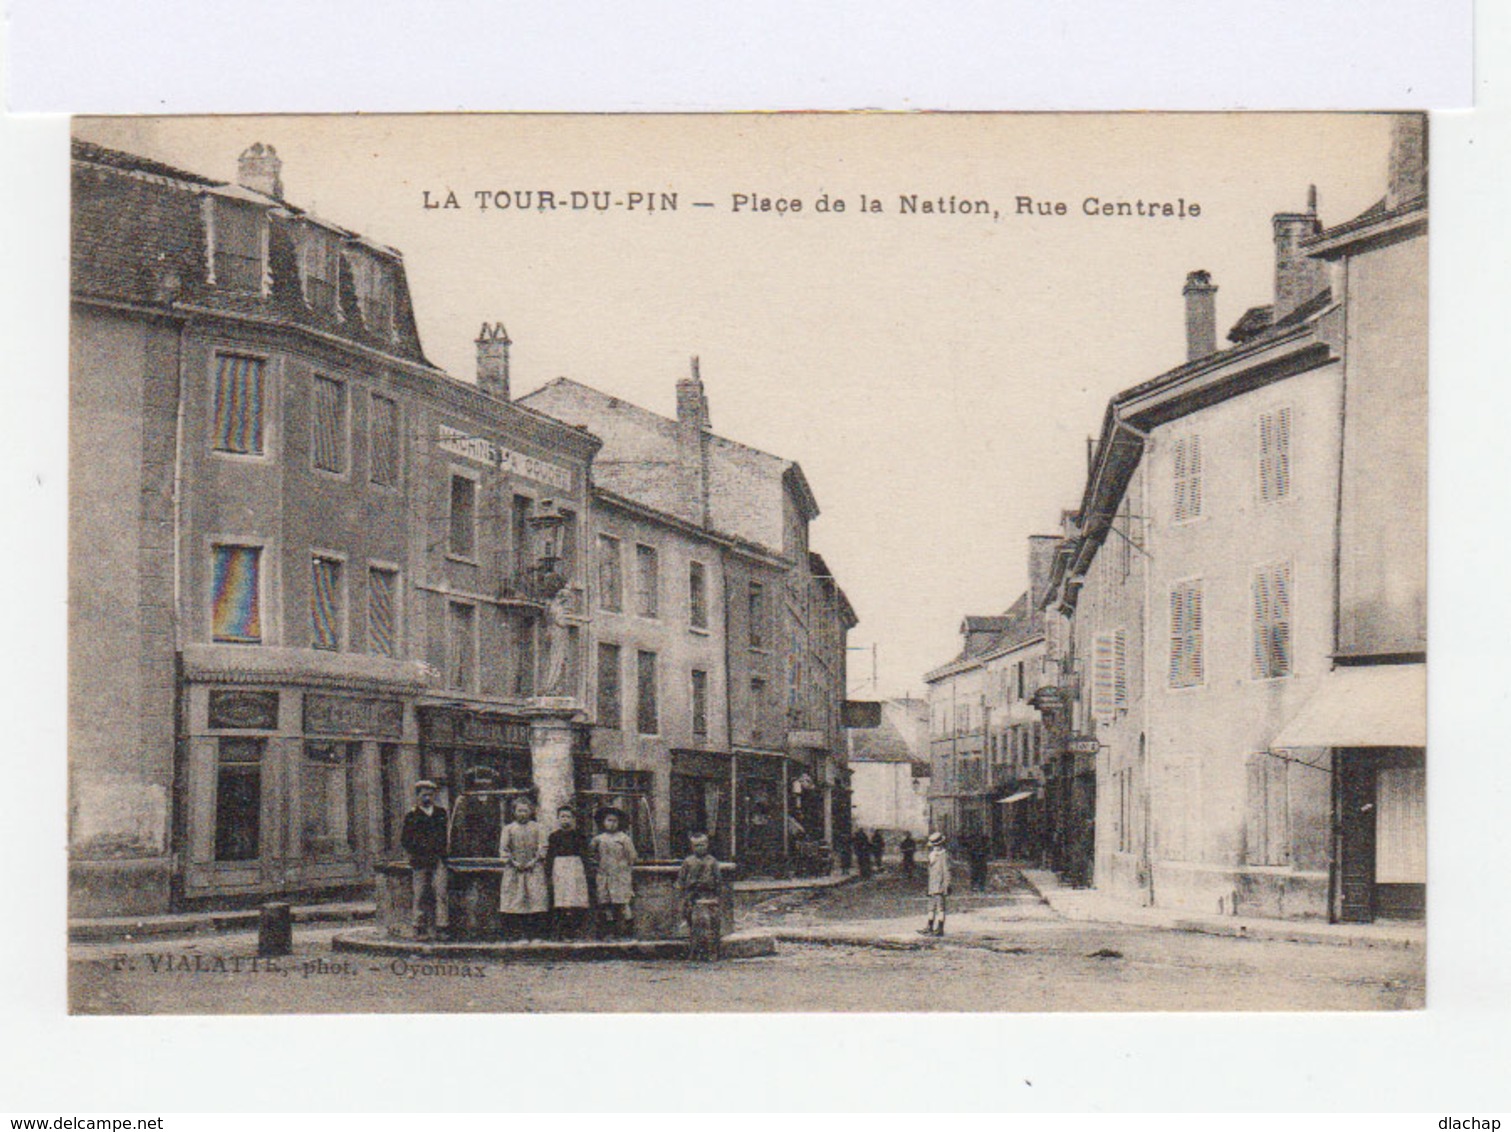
(67, 863, 1424, 1014)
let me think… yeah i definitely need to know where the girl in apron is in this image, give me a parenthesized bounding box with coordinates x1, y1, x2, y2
(545, 805, 592, 940)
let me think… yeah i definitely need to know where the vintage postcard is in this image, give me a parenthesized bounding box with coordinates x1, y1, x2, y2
(66, 112, 1426, 1014)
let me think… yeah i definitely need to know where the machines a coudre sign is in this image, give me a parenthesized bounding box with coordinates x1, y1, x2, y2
(437, 425, 574, 492)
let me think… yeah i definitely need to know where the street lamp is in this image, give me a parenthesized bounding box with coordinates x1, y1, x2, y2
(525, 499, 568, 601)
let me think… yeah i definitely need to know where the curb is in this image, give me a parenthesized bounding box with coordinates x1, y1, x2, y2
(331, 928, 777, 962)
(69, 904, 376, 943)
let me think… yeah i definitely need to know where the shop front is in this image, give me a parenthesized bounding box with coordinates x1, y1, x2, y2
(734, 750, 786, 876)
(669, 748, 734, 861)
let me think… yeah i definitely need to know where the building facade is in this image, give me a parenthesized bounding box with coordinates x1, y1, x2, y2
(848, 697, 931, 837)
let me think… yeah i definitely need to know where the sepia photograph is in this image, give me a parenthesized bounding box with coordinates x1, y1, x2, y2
(64, 111, 1427, 1015)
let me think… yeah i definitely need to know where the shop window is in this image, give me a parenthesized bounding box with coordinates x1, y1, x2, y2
(596, 643, 622, 728)
(1172, 434, 1204, 522)
(448, 601, 476, 691)
(692, 669, 709, 736)
(636, 650, 659, 735)
(448, 474, 477, 559)
(367, 567, 398, 657)
(303, 740, 361, 855)
(212, 353, 266, 455)
(597, 535, 623, 612)
(1168, 579, 1205, 688)
(369, 393, 402, 487)
(214, 737, 263, 862)
(211, 198, 264, 293)
(635, 544, 660, 618)
(689, 560, 709, 629)
(1258, 406, 1293, 504)
(1376, 765, 1427, 884)
(1251, 561, 1294, 679)
(211, 544, 262, 644)
(311, 555, 343, 651)
(1244, 753, 1290, 866)
(311, 374, 347, 474)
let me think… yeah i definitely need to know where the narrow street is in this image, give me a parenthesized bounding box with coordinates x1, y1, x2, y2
(69, 865, 1424, 1014)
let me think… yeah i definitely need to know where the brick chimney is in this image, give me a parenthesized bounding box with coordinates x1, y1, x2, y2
(675, 356, 712, 526)
(1183, 270, 1218, 361)
(1272, 186, 1326, 322)
(1386, 114, 1428, 209)
(237, 142, 284, 199)
(1027, 534, 1060, 615)
(475, 322, 511, 399)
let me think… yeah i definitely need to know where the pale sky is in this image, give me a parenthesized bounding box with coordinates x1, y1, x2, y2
(74, 113, 1396, 696)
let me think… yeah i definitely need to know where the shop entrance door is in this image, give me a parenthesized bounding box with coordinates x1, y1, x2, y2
(1335, 751, 1376, 923)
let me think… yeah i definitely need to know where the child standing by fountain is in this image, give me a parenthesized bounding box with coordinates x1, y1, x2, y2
(546, 805, 592, 940)
(499, 795, 549, 940)
(677, 833, 724, 961)
(590, 806, 638, 939)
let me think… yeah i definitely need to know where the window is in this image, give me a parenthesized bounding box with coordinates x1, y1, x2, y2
(512, 496, 534, 582)
(369, 394, 401, 487)
(303, 740, 360, 855)
(1244, 753, 1290, 866)
(692, 669, 709, 736)
(1172, 434, 1204, 522)
(1258, 406, 1293, 504)
(211, 199, 264, 293)
(750, 677, 767, 743)
(511, 613, 535, 697)
(211, 545, 262, 644)
(1092, 628, 1129, 720)
(367, 567, 398, 657)
(448, 475, 477, 559)
(212, 353, 266, 455)
(297, 223, 340, 314)
(448, 601, 476, 691)
(596, 643, 622, 729)
(688, 561, 709, 629)
(311, 555, 343, 651)
(636, 650, 659, 735)
(1251, 561, 1294, 679)
(347, 248, 394, 337)
(1168, 580, 1205, 688)
(748, 582, 767, 648)
(312, 375, 347, 474)
(598, 535, 623, 612)
(214, 737, 264, 862)
(635, 544, 659, 618)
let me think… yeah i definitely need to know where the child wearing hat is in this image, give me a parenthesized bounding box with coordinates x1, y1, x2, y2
(399, 780, 450, 941)
(921, 831, 951, 937)
(591, 806, 638, 939)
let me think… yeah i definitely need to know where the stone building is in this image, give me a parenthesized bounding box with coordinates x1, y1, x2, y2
(848, 697, 931, 838)
(520, 366, 857, 877)
(70, 140, 600, 915)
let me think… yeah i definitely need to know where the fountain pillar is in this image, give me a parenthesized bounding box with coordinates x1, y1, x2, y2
(527, 700, 579, 820)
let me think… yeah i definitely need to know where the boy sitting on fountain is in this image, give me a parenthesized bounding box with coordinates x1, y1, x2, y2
(676, 833, 724, 961)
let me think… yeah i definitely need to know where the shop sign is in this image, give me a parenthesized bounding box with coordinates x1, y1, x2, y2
(209, 689, 280, 731)
(304, 694, 404, 739)
(1065, 735, 1102, 756)
(421, 706, 530, 750)
(437, 425, 573, 491)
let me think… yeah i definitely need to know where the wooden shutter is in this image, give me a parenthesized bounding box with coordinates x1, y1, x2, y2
(1259, 406, 1292, 503)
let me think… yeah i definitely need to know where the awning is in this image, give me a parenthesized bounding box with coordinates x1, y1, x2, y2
(1271, 663, 1426, 749)
(996, 790, 1036, 805)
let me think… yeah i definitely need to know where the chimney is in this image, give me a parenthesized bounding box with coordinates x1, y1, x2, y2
(237, 142, 284, 199)
(1386, 114, 1428, 209)
(676, 355, 712, 432)
(1027, 534, 1060, 614)
(1272, 187, 1326, 322)
(675, 356, 712, 526)
(1183, 270, 1218, 361)
(475, 322, 511, 399)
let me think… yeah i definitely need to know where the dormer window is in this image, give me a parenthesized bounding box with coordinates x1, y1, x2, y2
(297, 223, 341, 315)
(346, 246, 395, 338)
(208, 197, 266, 294)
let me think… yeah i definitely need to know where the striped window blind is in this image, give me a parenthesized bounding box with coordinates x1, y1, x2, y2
(368, 567, 397, 657)
(312, 375, 346, 473)
(311, 556, 342, 651)
(211, 545, 262, 643)
(212, 354, 265, 455)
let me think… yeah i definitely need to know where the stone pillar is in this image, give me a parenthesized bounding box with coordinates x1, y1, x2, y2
(527, 705, 578, 822)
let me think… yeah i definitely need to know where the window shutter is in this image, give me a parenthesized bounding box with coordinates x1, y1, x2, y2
(1169, 581, 1204, 687)
(1188, 435, 1203, 518)
(1093, 632, 1115, 721)
(1113, 627, 1128, 709)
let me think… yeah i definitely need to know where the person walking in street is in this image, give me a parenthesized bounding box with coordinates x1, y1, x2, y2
(851, 827, 873, 879)
(591, 806, 639, 938)
(898, 832, 918, 879)
(545, 805, 592, 940)
(499, 795, 550, 940)
(400, 780, 451, 941)
(677, 832, 724, 961)
(871, 828, 887, 873)
(967, 829, 991, 892)
(920, 831, 951, 937)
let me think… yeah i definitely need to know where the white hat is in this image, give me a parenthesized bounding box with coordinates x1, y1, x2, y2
(414, 779, 439, 792)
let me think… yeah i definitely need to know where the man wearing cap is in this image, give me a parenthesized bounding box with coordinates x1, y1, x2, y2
(920, 831, 952, 937)
(400, 780, 451, 941)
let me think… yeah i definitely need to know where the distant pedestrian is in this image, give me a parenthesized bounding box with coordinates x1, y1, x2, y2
(871, 829, 887, 872)
(920, 832, 951, 937)
(400, 780, 450, 941)
(898, 832, 918, 879)
(592, 807, 639, 939)
(852, 827, 873, 879)
(838, 831, 854, 873)
(546, 805, 592, 940)
(677, 832, 724, 961)
(967, 830, 990, 892)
